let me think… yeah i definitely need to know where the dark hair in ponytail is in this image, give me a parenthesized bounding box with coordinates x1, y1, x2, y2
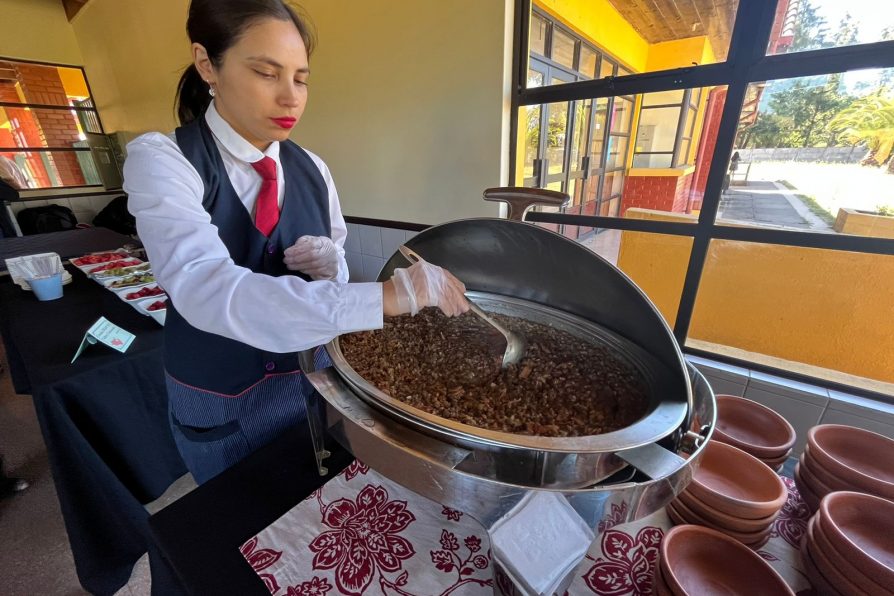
(175, 0, 316, 126)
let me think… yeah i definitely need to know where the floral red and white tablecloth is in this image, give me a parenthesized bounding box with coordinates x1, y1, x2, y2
(240, 460, 812, 595)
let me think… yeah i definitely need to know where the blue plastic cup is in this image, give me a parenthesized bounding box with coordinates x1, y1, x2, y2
(29, 272, 64, 301)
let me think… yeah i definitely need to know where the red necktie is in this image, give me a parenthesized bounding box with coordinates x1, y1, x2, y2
(250, 156, 279, 236)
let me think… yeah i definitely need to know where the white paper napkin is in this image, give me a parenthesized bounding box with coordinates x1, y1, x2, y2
(5, 252, 64, 289)
(490, 491, 595, 595)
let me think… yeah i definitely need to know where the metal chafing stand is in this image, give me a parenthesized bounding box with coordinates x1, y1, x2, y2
(304, 189, 716, 595)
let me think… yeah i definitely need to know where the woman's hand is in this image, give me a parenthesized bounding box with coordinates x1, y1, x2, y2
(283, 235, 340, 280)
(383, 261, 469, 317)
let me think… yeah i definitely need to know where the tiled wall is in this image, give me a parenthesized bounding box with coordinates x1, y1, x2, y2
(687, 355, 894, 455)
(344, 222, 418, 282)
(9, 193, 117, 230)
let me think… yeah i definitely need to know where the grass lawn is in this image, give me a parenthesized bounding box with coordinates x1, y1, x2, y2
(746, 161, 893, 218)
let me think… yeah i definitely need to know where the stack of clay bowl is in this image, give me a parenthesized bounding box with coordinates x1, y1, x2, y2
(666, 440, 788, 549)
(654, 525, 794, 595)
(713, 395, 796, 472)
(800, 491, 894, 595)
(794, 424, 894, 513)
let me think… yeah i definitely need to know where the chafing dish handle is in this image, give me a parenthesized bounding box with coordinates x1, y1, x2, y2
(483, 187, 570, 222)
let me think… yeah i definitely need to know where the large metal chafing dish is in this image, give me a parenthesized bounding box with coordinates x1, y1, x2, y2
(304, 188, 715, 594)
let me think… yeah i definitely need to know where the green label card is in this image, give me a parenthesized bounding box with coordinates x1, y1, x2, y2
(72, 317, 135, 363)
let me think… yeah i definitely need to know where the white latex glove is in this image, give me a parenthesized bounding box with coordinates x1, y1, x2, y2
(283, 235, 340, 280)
(390, 261, 469, 317)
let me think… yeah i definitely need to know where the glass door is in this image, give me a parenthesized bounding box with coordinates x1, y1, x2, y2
(521, 62, 547, 188)
(541, 69, 576, 193)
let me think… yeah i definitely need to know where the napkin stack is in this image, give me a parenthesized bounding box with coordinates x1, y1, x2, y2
(490, 491, 595, 595)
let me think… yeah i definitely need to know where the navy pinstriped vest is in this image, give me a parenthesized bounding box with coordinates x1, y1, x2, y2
(166, 118, 331, 395)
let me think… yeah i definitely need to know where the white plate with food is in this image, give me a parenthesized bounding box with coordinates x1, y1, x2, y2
(101, 272, 156, 290)
(92, 261, 150, 280)
(113, 284, 166, 303)
(70, 251, 133, 273)
(133, 295, 168, 326)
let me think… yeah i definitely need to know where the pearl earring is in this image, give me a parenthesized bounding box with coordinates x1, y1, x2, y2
(209, 86, 216, 98)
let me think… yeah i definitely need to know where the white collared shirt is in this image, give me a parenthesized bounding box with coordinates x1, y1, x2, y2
(123, 102, 383, 353)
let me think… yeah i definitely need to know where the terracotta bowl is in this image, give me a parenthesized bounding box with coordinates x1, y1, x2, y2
(677, 489, 778, 534)
(688, 440, 788, 520)
(813, 513, 890, 596)
(805, 516, 869, 596)
(667, 500, 773, 546)
(797, 454, 835, 498)
(807, 425, 894, 500)
(761, 450, 792, 469)
(793, 464, 821, 513)
(819, 491, 894, 587)
(714, 395, 797, 459)
(660, 525, 794, 596)
(802, 450, 854, 493)
(653, 563, 675, 596)
(799, 540, 841, 596)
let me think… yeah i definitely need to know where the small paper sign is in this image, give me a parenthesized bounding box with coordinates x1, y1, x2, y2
(71, 317, 135, 363)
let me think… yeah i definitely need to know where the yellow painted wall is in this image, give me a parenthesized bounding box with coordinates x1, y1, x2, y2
(536, 0, 648, 72)
(71, 0, 508, 224)
(0, 0, 83, 64)
(618, 209, 894, 384)
(617, 209, 696, 324)
(293, 0, 510, 223)
(646, 36, 713, 72)
(71, 0, 189, 138)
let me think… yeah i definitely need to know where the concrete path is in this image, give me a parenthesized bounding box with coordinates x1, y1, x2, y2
(718, 180, 832, 231)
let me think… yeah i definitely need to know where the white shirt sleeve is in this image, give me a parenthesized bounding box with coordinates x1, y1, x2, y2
(122, 132, 382, 352)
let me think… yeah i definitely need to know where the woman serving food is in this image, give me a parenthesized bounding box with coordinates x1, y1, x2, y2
(123, 0, 468, 483)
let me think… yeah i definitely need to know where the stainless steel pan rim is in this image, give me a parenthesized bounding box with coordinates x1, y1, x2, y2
(326, 291, 689, 454)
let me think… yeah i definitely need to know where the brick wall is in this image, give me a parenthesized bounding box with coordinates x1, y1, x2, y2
(15, 63, 86, 186)
(620, 172, 695, 216)
(0, 81, 54, 187)
(691, 87, 727, 212)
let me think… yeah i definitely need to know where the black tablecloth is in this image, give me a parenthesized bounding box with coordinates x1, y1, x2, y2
(149, 427, 352, 595)
(0, 227, 138, 271)
(0, 264, 186, 595)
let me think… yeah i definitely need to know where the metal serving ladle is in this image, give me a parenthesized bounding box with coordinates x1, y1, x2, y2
(398, 244, 526, 368)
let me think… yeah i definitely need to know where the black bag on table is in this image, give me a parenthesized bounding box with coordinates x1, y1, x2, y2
(92, 195, 136, 236)
(16, 204, 78, 235)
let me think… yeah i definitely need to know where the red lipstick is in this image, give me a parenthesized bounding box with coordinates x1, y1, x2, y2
(271, 117, 297, 129)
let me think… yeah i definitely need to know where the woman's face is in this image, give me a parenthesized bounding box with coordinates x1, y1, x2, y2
(194, 17, 309, 151)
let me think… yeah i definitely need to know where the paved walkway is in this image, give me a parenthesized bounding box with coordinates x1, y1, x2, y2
(718, 180, 831, 231)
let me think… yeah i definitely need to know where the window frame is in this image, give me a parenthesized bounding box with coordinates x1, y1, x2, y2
(0, 55, 106, 191)
(509, 0, 894, 403)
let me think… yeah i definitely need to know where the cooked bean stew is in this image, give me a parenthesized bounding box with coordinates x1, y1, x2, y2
(340, 309, 649, 437)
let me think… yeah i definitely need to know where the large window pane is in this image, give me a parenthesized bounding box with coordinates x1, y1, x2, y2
(600, 59, 616, 79)
(545, 101, 568, 174)
(687, 241, 894, 396)
(643, 89, 686, 106)
(767, 0, 894, 55)
(722, 69, 894, 239)
(579, 45, 598, 78)
(0, 61, 90, 107)
(551, 28, 576, 69)
(0, 149, 99, 188)
(610, 98, 633, 133)
(605, 135, 627, 169)
(0, 105, 95, 150)
(530, 12, 548, 56)
(632, 153, 673, 168)
(525, 1, 737, 89)
(635, 106, 680, 153)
